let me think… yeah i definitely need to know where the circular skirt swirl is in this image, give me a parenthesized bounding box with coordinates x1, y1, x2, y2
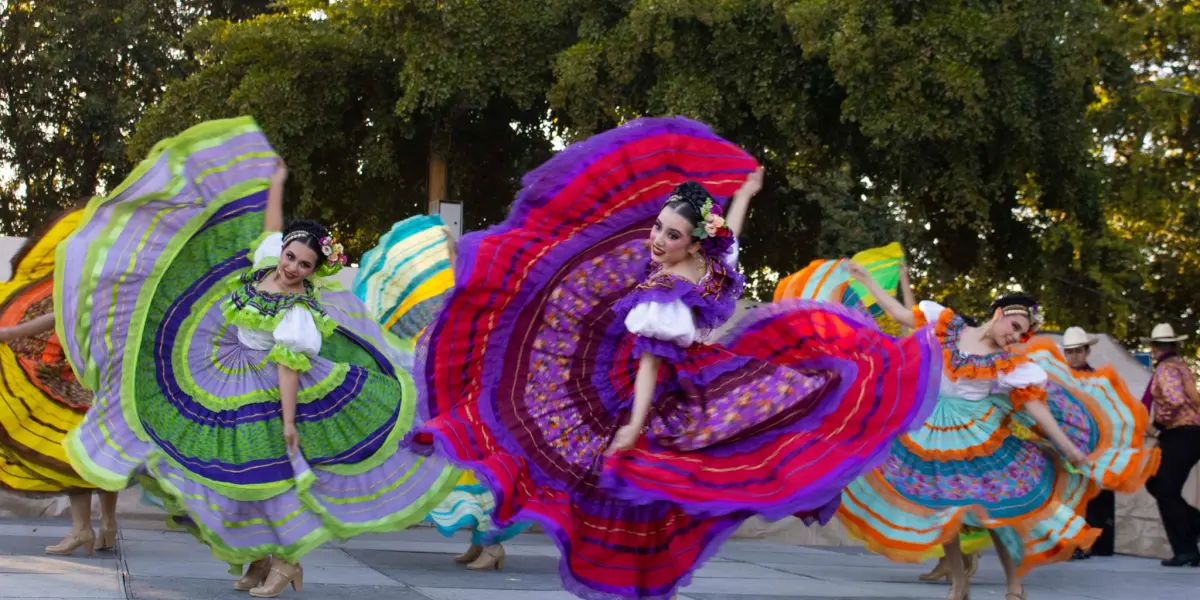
(58, 118, 458, 568)
(839, 338, 1159, 574)
(426, 471, 533, 546)
(417, 117, 941, 598)
(0, 207, 94, 495)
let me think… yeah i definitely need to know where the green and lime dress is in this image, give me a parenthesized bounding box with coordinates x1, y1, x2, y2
(56, 117, 458, 570)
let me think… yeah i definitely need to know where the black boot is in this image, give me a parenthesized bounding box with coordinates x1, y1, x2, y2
(1160, 553, 1200, 567)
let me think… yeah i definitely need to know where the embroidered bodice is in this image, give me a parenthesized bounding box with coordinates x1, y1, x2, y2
(617, 241, 743, 362)
(222, 232, 337, 372)
(914, 300, 1046, 402)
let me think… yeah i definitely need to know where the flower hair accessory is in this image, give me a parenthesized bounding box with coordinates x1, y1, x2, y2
(315, 235, 348, 277)
(687, 197, 735, 257)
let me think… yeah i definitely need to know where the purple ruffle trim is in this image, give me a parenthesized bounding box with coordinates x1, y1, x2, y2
(631, 336, 688, 363)
(611, 263, 744, 333)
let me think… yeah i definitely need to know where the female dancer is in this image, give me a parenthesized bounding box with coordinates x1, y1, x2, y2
(416, 117, 943, 599)
(57, 117, 457, 597)
(0, 207, 121, 556)
(353, 215, 530, 570)
(838, 263, 1158, 600)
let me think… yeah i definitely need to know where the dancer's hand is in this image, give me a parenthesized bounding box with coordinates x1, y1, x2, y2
(0, 327, 11, 342)
(270, 157, 288, 186)
(844, 261, 870, 283)
(739, 167, 765, 198)
(606, 424, 640, 455)
(1064, 445, 1089, 468)
(283, 422, 300, 455)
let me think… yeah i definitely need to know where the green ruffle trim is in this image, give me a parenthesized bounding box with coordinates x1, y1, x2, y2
(265, 345, 312, 373)
(135, 449, 460, 574)
(221, 297, 338, 341)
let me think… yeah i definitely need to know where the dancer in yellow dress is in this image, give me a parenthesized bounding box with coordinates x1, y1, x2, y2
(0, 205, 120, 556)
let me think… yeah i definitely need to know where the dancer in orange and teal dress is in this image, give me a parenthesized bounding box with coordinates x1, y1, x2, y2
(354, 214, 531, 570)
(56, 117, 458, 598)
(837, 262, 1158, 600)
(414, 117, 945, 599)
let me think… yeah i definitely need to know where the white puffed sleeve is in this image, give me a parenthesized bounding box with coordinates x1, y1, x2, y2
(723, 239, 740, 270)
(996, 362, 1048, 392)
(623, 299, 697, 348)
(253, 232, 284, 269)
(916, 300, 947, 328)
(272, 305, 323, 358)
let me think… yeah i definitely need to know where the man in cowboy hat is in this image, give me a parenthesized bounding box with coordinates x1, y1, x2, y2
(1060, 327, 1117, 560)
(1142, 323, 1200, 567)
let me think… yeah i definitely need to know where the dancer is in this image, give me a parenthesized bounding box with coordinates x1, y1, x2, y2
(416, 117, 942, 599)
(838, 264, 1158, 600)
(354, 214, 530, 570)
(57, 117, 458, 598)
(772, 249, 988, 581)
(0, 206, 122, 557)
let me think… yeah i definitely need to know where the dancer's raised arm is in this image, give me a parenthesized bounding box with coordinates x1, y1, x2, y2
(724, 167, 763, 238)
(846, 261, 916, 330)
(264, 158, 288, 233)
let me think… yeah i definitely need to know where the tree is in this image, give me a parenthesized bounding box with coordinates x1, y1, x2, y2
(126, 0, 576, 257)
(549, 0, 1147, 331)
(0, 0, 276, 236)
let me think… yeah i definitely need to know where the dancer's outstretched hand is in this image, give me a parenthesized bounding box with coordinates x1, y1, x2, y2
(283, 422, 300, 455)
(740, 167, 765, 198)
(606, 424, 640, 455)
(1065, 445, 1089, 468)
(270, 157, 288, 186)
(844, 261, 870, 283)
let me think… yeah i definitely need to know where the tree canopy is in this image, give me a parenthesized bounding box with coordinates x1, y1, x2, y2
(2, 0, 1198, 349)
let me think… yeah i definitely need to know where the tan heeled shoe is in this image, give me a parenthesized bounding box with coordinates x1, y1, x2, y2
(249, 558, 303, 598)
(45, 529, 96, 557)
(918, 556, 949, 582)
(97, 524, 117, 551)
(465, 544, 505, 571)
(964, 552, 980, 578)
(1005, 587, 1026, 600)
(234, 558, 273, 591)
(946, 575, 971, 600)
(455, 544, 484, 564)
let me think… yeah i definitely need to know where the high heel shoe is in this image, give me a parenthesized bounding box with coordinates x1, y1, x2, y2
(45, 529, 96, 557)
(946, 575, 970, 600)
(466, 544, 505, 571)
(97, 524, 117, 551)
(455, 544, 484, 564)
(249, 558, 303, 598)
(964, 552, 980, 578)
(234, 558, 273, 591)
(1005, 586, 1026, 600)
(918, 556, 949, 582)
(1161, 553, 1200, 567)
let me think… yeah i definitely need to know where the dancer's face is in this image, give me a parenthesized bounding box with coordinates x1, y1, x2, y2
(1064, 346, 1090, 369)
(279, 241, 319, 286)
(649, 206, 700, 265)
(989, 308, 1031, 347)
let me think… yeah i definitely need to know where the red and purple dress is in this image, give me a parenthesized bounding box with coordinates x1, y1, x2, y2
(415, 117, 942, 599)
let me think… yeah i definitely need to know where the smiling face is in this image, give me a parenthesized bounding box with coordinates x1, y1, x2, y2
(649, 205, 700, 266)
(278, 240, 320, 287)
(989, 308, 1032, 347)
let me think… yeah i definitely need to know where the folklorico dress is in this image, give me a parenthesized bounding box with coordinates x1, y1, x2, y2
(354, 214, 530, 546)
(839, 301, 1159, 572)
(416, 117, 942, 599)
(56, 117, 458, 570)
(0, 207, 95, 496)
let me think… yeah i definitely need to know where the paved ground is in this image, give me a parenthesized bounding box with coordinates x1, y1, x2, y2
(0, 517, 1195, 600)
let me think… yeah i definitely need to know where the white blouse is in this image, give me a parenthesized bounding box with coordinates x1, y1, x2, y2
(623, 241, 739, 347)
(917, 300, 1047, 401)
(234, 232, 324, 359)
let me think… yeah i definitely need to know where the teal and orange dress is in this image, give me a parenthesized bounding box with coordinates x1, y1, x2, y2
(838, 301, 1158, 572)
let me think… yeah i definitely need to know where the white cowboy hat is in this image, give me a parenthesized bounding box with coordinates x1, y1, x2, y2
(1060, 327, 1098, 349)
(1140, 323, 1188, 343)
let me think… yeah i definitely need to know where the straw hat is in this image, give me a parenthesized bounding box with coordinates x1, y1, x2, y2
(1141, 323, 1188, 343)
(1060, 327, 1098, 350)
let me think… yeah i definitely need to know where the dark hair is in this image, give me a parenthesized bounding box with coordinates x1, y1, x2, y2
(959, 293, 1040, 328)
(1151, 341, 1178, 352)
(282, 219, 331, 264)
(662, 181, 709, 236)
